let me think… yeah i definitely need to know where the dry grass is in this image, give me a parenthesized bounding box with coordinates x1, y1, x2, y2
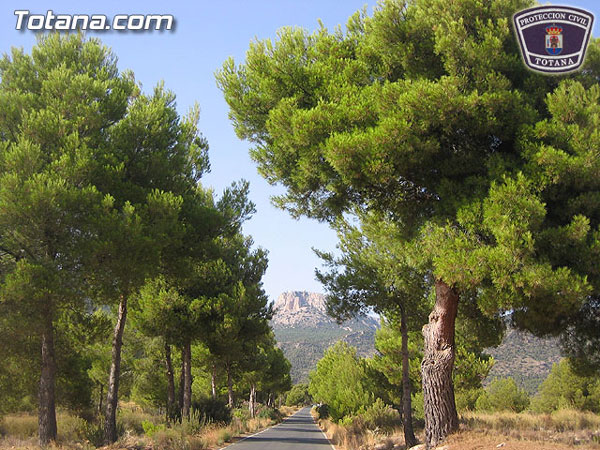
(311, 408, 600, 450)
(444, 430, 600, 450)
(315, 416, 405, 450)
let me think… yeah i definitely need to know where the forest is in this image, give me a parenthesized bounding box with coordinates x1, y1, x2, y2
(0, 33, 292, 449)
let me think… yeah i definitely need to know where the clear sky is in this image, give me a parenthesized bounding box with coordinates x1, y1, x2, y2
(0, 1, 598, 303)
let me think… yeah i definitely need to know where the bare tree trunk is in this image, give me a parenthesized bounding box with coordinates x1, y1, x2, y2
(97, 383, 104, 416)
(422, 279, 459, 449)
(178, 351, 184, 414)
(249, 384, 256, 418)
(400, 306, 418, 448)
(104, 296, 128, 444)
(226, 364, 234, 407)
(211, 364, 217, 400)
(39, 313, 57, 446)
(165, 343, 176, 420)
(182, 341, 192, 419)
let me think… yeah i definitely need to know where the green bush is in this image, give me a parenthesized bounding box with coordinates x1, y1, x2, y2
(359, 398, 400, 432)
(192, 397, 232, 424)
(531, 359, 600, 413)
(232, 407, 251, 421)
(256, 406, 280, 420)
(142, 420, 167, 437)
(476, 377, 530, 413)
(456, 388, 484, 412)
(314, 404, 329, 419)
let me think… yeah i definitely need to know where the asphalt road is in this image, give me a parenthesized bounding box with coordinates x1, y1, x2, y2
(221, 406, 334, 450)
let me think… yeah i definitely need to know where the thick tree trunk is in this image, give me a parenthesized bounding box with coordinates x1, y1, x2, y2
(211, 364, 217, 400)
(400, 307, 418, 448)
(226, 364, 234, 407)
(421, 279, 459, 449)
(104, 296, 128, 444)
(165, 343, 176, 420)
(39, 314, 57, 446)
(182, 341, 192, 419)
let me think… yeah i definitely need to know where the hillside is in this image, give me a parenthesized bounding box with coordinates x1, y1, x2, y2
(272, 291, 563, 391)
(271, 291, 378, 383)
(485, 327, 562, 394)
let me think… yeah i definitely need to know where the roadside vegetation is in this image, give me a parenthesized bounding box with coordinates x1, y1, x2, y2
(0, 33, 291, 448)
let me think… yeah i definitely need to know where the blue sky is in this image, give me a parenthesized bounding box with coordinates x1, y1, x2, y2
(0, 1, 598, 302)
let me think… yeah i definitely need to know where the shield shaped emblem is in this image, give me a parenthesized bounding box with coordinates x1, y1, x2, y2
(545, 26, 563, 55)
(513, 6, 594, 74)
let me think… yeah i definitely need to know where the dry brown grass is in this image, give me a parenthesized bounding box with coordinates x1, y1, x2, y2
(311, 408, 600, 450)
(444, 429, 600, 450)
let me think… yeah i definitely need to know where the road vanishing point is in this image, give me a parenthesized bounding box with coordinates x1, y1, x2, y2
(221, 406, 335, 450)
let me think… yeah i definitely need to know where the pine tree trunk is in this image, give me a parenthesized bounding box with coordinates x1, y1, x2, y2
(165, 343, 176, 420)
(400, 307, 418, 448)
(97, 383, 104, 416)
(249, 384, 256, 418)
(227, 364, 234, 407)
(421, 279, 459, 449)
(211, 364, 217, 400)
(178, 351, 185, 414)
(104, 296, 128, 444)
(38, 313, 57, 446)
(182, 341, 192, 418)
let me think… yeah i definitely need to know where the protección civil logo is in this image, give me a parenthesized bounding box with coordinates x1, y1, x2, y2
(513, 5, 594, 74)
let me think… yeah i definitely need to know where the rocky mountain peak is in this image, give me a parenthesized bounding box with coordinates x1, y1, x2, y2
(274, 291, 327, 314)
(271, 291, 378, 330)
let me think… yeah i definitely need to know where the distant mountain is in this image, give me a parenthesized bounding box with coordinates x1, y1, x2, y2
(271, 291, 379, 383)
(271, 291, 562, 392)
(485, 327, 562, 394)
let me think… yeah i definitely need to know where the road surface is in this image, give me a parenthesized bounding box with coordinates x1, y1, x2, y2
(221, 406, 334, 449)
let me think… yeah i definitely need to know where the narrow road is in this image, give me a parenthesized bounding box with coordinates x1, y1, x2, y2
(221, 406, 334, 449)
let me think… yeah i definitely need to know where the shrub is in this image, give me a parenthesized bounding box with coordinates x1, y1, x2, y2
(359, 398, 400, 432)
(314, 404, 329, 419)
(232, 407, 251, 421)
(531, 359, 600, 413)
(142, 420, 167, 437)
(476, 377, 530, 413)
(192, 397, 232, 424)
(256, 406, 280, 420)
(456, 388, 484, 412)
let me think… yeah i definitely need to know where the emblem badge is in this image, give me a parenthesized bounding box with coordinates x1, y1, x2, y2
(513, 6, 594, 74)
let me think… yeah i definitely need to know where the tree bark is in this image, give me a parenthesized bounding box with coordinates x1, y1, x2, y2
(421, 279, 459, 449)
(249, 384, 256, 418)
(400, 306, 418, 448)
(165, 343, 176, 420)
(38, 313, 57, 446)
(211, 364, 217, 400)
(226, 364, 234, 407)
(104, 296, 128, 444)
(178, 351, 185, 414)
(97, 383, 104, 416)
(182, 341, 192, 419)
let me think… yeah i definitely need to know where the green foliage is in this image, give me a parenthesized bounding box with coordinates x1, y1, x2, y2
(475, 377, 530, 413)
(355, 398, 401, 433)
(531, 359, 600, 413)
(142, 420, 167, 438)
(309, 342, 375, 422)
(286, 383, 312, 406)
(191, 397, 232, 424)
